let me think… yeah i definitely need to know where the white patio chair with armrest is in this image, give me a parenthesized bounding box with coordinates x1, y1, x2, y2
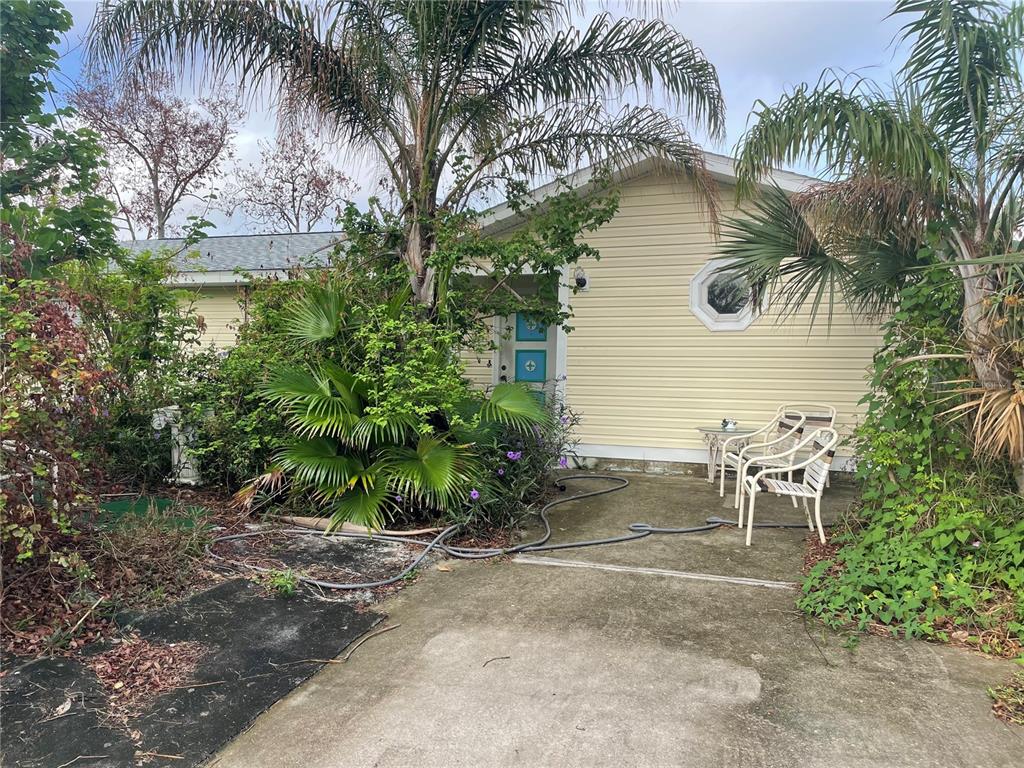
(734, 403, 839, 509)
(720, 408, 807, 507)
(739, 428, 839, 546)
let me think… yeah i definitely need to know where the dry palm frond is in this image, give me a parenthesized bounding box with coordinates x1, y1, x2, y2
(233, 466, 288, 512)
(944, 382, 1024, 464)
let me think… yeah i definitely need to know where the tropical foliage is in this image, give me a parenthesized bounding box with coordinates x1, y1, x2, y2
(87, 0, 723, 306)
(800, 275, 1024, 652)
(721, 0, 1024, 486)
(244, 280, 550, 531)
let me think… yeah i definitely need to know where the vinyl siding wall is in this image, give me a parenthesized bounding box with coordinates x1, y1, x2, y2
(460, 316, 495, 390)
(186, 287, 245, 348)
(565, 171, 880, 456)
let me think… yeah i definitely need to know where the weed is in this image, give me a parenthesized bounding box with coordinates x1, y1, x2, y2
(264, 569, 299, 598)
(989, 670, 1024, 726)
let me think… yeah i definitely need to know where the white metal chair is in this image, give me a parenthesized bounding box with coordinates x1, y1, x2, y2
(733, 403, 839, 510)
(739, 428, 840, 546)
(720, 406, 806, 508)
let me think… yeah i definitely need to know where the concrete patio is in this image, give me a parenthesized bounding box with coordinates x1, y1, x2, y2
(209, 474, 1020, 768)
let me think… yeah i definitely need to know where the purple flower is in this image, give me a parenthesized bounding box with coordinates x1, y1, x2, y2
(560, 415, 570, 425)
(470, 489, 480, 501)
(497, 468, 505, 477)
(395, 495, 403, 503)
(558, 456, 568, 468)
(506, 450, 522, 461)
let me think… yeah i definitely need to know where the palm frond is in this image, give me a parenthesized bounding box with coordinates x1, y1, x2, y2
(382, 436, 477, 511)
(477, 382, 551, 431)
(283, 282, 350, 344)
(495, 12, 723, 138)
(944, 383, 1024, 464)
(274, 437, 367, 491)
(260, 364, 363, 441)
(893, 0, 1024, 148)
(470, 102, 718, 225)
(327, 481, 396, 532)
(348, 413, 419, 449)
(733, 73, 955, 202)
(718, 184, 855, 329)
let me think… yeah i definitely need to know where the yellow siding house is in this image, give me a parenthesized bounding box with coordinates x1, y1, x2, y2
(131, 153, 878, 471)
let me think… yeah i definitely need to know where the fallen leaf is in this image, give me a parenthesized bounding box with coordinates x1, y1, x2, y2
(52, 698, 72, 717)
(436, 564, 452, 572)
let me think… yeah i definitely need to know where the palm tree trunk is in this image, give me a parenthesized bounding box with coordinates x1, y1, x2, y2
(405, 218, 436, 307)
(957, 247, 1007, 388)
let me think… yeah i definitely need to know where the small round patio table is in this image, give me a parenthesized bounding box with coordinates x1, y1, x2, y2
(696, 425, 757, 484)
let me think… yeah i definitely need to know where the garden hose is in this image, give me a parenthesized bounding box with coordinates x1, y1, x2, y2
(208, 474, 830, 591)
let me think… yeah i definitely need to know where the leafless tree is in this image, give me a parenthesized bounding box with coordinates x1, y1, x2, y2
(71, 72, 242, 239)
(222, 129, 357, 233)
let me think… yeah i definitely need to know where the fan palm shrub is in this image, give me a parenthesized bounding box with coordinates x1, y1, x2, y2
(245, 283, 550, 531)
(87, 0, 723, 307)
(720, 0, 1024, 487)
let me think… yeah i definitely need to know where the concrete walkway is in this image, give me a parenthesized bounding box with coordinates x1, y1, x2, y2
(210, 474, 1021, 768)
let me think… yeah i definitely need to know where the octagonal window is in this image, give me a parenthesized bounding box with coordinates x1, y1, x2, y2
(689, 261, 756, 332)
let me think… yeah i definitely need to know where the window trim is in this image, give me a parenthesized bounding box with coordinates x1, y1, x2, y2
(689, 260, 755, 332)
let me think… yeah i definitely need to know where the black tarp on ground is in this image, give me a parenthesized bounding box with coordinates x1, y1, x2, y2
(2, 579, 381, 768)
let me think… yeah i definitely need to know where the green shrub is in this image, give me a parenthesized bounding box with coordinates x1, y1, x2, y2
(63, 249, 207, 487)
(462, 398, 581, 531)
(799, 274, 1024, 651)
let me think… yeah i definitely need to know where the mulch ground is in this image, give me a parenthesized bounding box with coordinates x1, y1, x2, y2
(86, 635, 207, 730)
(801, 532, 841, 577)
(1, 487, 251, 660)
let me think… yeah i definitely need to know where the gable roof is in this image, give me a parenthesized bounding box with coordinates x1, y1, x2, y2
(479, 150, 815, 234)
(125, 230, 344, 285)
(125, 152, 813, 285)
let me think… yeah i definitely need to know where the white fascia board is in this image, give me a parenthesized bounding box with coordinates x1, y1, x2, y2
(479, 152, 814, 236)
(165, 269, 288, 287)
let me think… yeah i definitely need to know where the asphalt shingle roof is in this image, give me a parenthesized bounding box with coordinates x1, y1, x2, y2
(125, 231, 344, 273)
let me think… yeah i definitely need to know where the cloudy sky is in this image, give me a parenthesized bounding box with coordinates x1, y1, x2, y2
(54, 0, 908, 237)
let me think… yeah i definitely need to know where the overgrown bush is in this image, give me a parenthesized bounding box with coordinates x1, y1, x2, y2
(465, 398, 581, 531)
(233, 240, 570, 531)
(799, 274, 1024, 652)
(0, 267, 108, 571)
(183, 277, 305, 489)
(63, 249, 207, 487)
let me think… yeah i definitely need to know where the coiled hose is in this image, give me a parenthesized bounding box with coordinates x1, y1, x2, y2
(209, 474, 825, 591)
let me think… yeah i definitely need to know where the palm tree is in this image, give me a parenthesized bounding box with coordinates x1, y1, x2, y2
(720, 0, 1023, 483)
(247, 286, 550, 530)
(88, 0, 724, 306)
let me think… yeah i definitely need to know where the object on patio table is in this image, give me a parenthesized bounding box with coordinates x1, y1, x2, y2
(697, 425, 757, 483)
(740, 427, 839, 546)
(718, 405, 807, 505)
